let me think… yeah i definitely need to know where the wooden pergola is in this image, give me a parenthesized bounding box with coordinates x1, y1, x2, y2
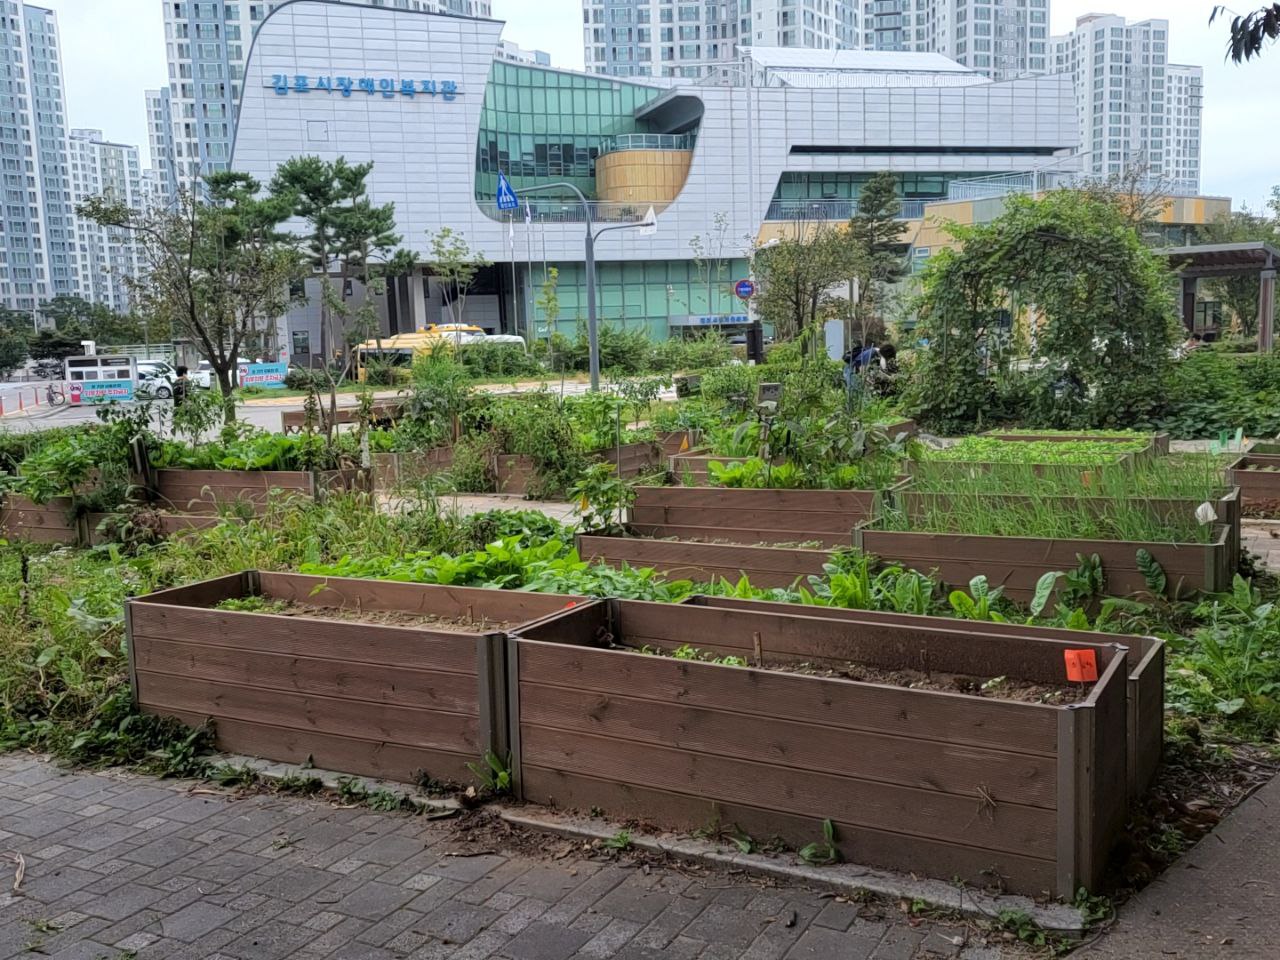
(1162, 241, 1280, 352)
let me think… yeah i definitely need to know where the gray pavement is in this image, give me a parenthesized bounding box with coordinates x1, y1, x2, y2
(1078, 771, 1280, 959)
(0, 754, 1005, 960)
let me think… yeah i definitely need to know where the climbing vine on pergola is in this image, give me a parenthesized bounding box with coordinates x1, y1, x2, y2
(912, 191, 1179, 433)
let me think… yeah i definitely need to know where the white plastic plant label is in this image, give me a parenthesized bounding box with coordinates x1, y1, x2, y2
(1195, 502, 1218, 526)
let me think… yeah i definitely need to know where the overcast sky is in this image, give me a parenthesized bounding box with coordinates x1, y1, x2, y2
(37, 0, 1280, 209)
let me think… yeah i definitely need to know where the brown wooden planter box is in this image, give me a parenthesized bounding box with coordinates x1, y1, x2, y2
(880, 418, 918, 437)
(281, 401, 402, 435)
(0, 494, 80, 544)
(666, 449, 752, 486)
(372, 448, 455, 493)
(126, 571, 586, 785)
(1226, 456, 1280, 517)
(856, 523, 1233, 601)
(981, 430, 1169, 456)
(628, 485, 877, 548)
(495, 454, 537, 496)
(588, 440, 661, 479)
(576, 533, 832, 588)
(657, 430, 694, 464)
(154, 468, 360, 514)
(894, 487, 1241, 573)
(682, 595, 1164, 801)
(508, 598, 1130, 897)
(908, 451, 1137, 482)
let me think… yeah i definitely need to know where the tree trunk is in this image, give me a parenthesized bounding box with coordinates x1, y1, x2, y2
(215, 367, 237, 425)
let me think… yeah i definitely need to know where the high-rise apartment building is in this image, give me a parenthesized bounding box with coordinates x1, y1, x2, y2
(1165, 63, 1203, 192)
(156, 0, 492, 200)
(68, 130, 144, 312)
(144, 87, 178, 202)
(0, 3, 77, 313)
(583, 0, 860, 79)
(1050, 13, 1200, 192)
(861, 0, 1049, 80)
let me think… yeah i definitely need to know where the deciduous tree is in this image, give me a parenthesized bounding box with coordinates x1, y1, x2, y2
(79, 172, 302, 424)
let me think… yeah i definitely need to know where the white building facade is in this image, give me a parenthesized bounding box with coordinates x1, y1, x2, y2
(584, 0, 860, 79)
(232, 2, 1077, 352)
(154, 0, 493, 202)
(861, 0, 1050, 81)
(0, 2, 77, 313)
(68, 130, 145, 313)
(1050, 13, 1200, 192)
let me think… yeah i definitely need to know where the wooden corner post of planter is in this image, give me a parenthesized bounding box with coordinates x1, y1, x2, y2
(1055, 646, 1129, 897)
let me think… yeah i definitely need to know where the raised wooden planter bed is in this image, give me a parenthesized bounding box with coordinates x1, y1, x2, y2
(666, 448, 753, 485)
(856, 523, 1234, 600)
(908, 451, 1137, 482)
(981, 430, 1169, 456)
(153, 468, 361, 514)
(0, 494, 80, 544)
(495, 454, 537, 496)
(1226, 456, 1280, 517)
(508, 598, 1130, 897)
(880, 418, 918, 437)
(281, 400, 402, 435)
(576, 533, 832, 588)
(657, 431, 694, 464)
(126, 571, 586, 785)
(682, 595, 1164, 800)
(628, 485, 877, 547)
(588, 440, 661, 479)
(372, 448, 455, 493)
(894, 487, 1241, 566)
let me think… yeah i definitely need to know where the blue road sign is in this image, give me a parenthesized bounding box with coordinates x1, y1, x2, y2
(734, 278, 756, 299)
(496, 172, 519, 211)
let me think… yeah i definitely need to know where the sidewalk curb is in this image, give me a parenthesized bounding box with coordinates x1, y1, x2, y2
(219, 754, 459, 813)
(495, 806, 1087, 933)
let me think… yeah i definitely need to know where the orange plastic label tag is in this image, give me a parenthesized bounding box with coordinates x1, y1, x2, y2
(679, 435, 690, 452)
(1064, 649, 1099, 683)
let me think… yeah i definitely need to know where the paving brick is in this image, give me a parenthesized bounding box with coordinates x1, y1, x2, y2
(500, 920, 592, 960)
(784, 925, 885, 959)
(326, 879, 419, 921)
(82, 881, 168, 921)
(578, 917, 644, 957)
(681, 903, 767, 949)
(158, 901, 239, 941)
(418, 900, 500, 945)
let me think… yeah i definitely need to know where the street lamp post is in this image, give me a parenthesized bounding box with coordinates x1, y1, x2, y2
(507, 181, 654, 391)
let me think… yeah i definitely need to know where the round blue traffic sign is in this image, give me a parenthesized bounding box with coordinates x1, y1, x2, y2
(734, 279, 756, 299)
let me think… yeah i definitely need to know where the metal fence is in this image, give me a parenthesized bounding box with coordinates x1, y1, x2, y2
(763, 198, 927, 222)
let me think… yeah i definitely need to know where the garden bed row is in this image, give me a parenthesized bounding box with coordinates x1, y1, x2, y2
(127, 571, 1158, 898)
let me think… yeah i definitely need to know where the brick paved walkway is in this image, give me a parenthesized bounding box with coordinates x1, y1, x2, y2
(0, 755, 1005, 960)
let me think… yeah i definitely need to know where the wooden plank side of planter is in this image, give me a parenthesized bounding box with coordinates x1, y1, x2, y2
(521, 723, 1058, 858)
(255, 572, 586, 628)
(857, 527, 1229, 599)
(590, 441, 661, 479)
(682, 594, 1165, 799)
(158, 706, 472, 785)
(0, 495, 79, 543)
(134, 672, 478, 755)
(511, 637, 1090, 895)
(1058, 653, 1130, 894)
(495, 454, 536, 495)
(615, 601, 1123, 685)
(518, 766, 1058, 894)
(576, 535, 831, 588)
(519, 684, 1058, 807)
(373, 449, 455, 493)
(515, 640, 1059, 756)
(133, 637, 479, 714)
(1226, 457, 1280, 516)
(128, 604, 480, 674)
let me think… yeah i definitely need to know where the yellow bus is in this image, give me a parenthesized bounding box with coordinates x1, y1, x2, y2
(354, 326, 526, 380)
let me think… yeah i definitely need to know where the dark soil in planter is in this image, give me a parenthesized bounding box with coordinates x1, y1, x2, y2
(633, 645, 1088, 704)
(211, 597, 509, 633)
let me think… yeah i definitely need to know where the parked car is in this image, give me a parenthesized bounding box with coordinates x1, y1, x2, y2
(136, 361, 178, 400)
(194, 360, 215, 389)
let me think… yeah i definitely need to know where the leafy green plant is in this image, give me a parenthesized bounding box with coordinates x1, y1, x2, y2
(797, 819, 840, 865)
(604, 829, 633, 851)
(466, 750, 512, 794)
(570, 463, 634, 534)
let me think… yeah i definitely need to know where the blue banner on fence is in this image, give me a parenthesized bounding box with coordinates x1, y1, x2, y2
(238, 362, 288, 389)
(69, 380, 135, 405)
